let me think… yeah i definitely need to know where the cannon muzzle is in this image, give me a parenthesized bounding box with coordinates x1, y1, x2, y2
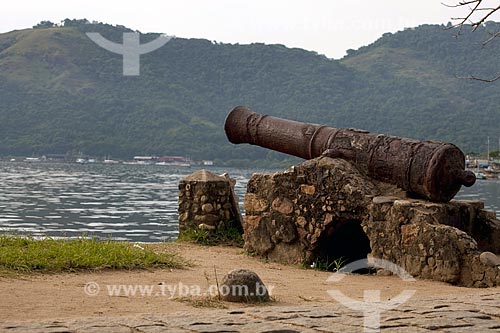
(224, 106, 475, 202)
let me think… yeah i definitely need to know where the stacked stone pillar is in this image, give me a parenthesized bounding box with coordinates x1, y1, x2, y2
(178, 170, 242, 233)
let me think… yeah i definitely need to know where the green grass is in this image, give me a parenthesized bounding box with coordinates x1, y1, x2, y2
(0, 235, 185, 274)
(177, 223, 243, 247)
(176, 296, 228, 309)
(307, 256, 347, 272)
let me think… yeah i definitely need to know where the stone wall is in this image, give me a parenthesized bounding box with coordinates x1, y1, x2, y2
(178, 170, 242, 233)
(243, 157, 500, 287)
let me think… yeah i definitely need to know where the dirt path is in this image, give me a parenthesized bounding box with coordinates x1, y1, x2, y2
(0, 242, 498, 322)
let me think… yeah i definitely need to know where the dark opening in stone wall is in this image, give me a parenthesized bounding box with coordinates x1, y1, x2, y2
(312, 220, 371, 271)
(242, 158, 500, 286)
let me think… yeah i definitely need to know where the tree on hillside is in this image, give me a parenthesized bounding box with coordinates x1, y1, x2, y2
(33, 21, 56, 29)
(62, 18, 91, 27)
(445, 0, 500, 81)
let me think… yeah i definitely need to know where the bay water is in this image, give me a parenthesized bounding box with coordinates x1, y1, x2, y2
(0, 162, 498, 242)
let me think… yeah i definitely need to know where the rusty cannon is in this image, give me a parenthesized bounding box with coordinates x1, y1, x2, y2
(224, 106, 476, 202)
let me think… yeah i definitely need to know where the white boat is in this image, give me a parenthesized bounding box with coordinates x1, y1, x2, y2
(156, 161, 190, 167)
(474, 171, 486, 180)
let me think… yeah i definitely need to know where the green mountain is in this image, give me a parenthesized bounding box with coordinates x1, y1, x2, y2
(340, 23, 500, 151)
(0, 19, 499, 164)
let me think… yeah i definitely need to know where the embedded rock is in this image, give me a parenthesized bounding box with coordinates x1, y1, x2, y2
(480, 252, 500, 267)
(219, 269, 270, 303)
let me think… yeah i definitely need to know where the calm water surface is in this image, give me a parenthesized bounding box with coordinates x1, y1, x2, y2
(0, 162, 262, 242)
(455, 178, 500, 216)
(0, 162, 498, 242)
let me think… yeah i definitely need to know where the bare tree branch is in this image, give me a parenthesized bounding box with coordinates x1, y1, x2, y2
(444, 1, 500, 32)
(445, 1, 500, 82)
(443, 0, 482, 8)
(483, 30, 500, 44)
(443, 0, 483, 33)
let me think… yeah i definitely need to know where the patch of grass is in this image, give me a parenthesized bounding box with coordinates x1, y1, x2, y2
(176, 296, 228, 309)
(0, 235, 186, 274)
(307, 256, 347, 272)
(178, 223, 243, 247)
(257, 295, 278, 305)
(176, 294, 277, 308)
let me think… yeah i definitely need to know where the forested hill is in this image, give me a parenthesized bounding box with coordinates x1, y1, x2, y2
(0, 19, 499, 164)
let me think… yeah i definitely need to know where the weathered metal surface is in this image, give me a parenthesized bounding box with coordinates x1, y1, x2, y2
(224, 106, 476, 202)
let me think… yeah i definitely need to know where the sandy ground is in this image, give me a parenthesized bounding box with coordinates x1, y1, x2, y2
(0, 242, 498, 322)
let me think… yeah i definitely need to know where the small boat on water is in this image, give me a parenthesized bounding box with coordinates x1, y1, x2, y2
(156, 161, 191, 167)
(484, 171, 499, 179)
(474, 171, 486, 180)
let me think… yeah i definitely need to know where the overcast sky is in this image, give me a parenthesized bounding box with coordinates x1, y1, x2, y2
(1, 0, 497, 59)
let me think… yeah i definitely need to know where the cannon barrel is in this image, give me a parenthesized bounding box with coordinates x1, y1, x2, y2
(224, 106, 476, 202)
